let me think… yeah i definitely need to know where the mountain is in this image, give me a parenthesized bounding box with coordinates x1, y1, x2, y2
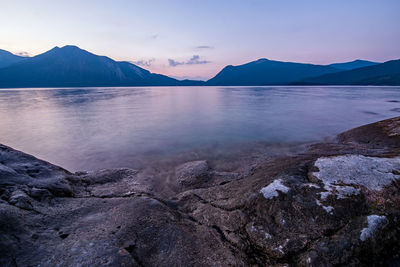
(0, 49, 27, 68)
(0, 45, 195, 88)
(296, 59, 400, 85)
(206, 59, 340, 86)
(327, 59, 379, 71)
(0, 46, 397, 87)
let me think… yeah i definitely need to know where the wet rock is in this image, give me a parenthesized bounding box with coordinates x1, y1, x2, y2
(28, 187, 52, 201)
(0, 116, 399, 266)
(9, 190, 32, 210)
(175, 160, 210, 187)
(338, 116, 400, 148)
(81, 168, 138, 185)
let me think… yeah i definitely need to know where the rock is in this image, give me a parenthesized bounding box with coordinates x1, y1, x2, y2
(360, 215, 388, 241)
(338, 116, 400, 148)
(259, 179, 290, 199)
(81, 168, 138, 185)
(28, 187, 52, 201)
(8, 190, 32, 210)
(175, 160, 210, 187)
(312, 155, 400, 192)
(0, 116, 399, 266)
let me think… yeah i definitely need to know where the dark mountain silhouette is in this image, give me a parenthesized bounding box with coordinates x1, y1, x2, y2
(295, 59, 400, 85)
(0, 46, 202, 88)
(0, 45, 398, 87)
(327, 59, 379, 71)
(206, 58, 340, 85)
(0, 49, 27, 68)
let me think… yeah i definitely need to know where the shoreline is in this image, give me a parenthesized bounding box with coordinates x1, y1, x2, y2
(1, 85, 400, 91)
(1, 117, 399, 266)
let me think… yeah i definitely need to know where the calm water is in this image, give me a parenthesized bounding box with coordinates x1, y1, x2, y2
(0, 86, 399, 171)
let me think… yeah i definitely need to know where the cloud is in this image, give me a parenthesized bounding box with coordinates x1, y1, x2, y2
(131, 58, 155, 67)
(170, 75, 208, 81)
(16, 51, 30, 57)
(186, 55, 210, 65)
(168, 59, 184, 67)
(151, 34, 158, 39)
(196, 45, 213, 49)
(168, 55, 210, 67)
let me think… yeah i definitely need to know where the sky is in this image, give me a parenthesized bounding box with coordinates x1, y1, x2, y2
(1, 0, 399, 80)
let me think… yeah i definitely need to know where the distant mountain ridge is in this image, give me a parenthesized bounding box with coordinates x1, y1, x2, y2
(296, 59, 400, 85)
(0, 45, 398, 87)
(327, 59, 378, 70)
(0, 49, 27, 68)
(207, 58, 400, 86)
(206, 58, 340, 85)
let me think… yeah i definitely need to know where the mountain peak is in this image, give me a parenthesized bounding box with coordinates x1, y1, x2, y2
(47, 45, 87, 53)
(328, 59, 379, 71)
(60, 45, 82, 50)
(353, 59, 373, 63)
(42, 45, 93, 58)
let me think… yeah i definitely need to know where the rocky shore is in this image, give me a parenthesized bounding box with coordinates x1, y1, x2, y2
(1, 117, 399, 266)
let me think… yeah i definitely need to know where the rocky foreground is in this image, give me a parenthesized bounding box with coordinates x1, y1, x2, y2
(1, 117, 400, 266)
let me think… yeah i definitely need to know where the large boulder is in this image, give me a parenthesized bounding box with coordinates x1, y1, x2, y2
(175, 160, 210, 187)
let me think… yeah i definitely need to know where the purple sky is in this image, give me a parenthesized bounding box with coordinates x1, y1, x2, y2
(1, 0, 399, 80)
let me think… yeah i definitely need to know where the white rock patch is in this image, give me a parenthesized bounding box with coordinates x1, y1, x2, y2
(260, 179, 290, 199)
(334, 185, 361, 199)
(312, 155, 400, 199)
(360, 215, 388, 241)
(315, 199, 334, 214)
(303, 183, 320, 189)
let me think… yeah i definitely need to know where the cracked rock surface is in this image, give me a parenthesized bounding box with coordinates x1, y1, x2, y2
(1, 117, 400, 266)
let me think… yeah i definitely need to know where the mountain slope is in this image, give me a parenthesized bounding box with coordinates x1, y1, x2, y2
(206, 59, 340, 86)
(327, 59, 379, 71)
(0, 49, 27, 68)
(296, 59, 400, 85)
(0, 46, 183, 88)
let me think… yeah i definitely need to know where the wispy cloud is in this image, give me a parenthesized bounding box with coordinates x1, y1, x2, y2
(186, 55, 210, 65)
(16, 51, 30, 57)
(151, 34, 159, 39)
(196, 45, 213, 49)
(170, 75, 208, 81)
(168, 59, 184, 67)
(131, 58, 155, 67)
(168, 55, 210, 67)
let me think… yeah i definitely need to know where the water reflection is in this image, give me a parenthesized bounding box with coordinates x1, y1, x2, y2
(0, 86, 399, 171)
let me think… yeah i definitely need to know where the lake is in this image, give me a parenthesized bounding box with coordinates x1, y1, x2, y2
(0, 86, 399, 171)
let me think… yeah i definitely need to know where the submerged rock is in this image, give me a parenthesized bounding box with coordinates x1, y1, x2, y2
(175, 160, 210, 187)
(0, 117, 400, 266)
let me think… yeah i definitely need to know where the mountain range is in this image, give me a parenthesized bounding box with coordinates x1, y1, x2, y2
(0, 45, 399, 87)
(0, 46, 201, 88)
(294, 59, 400, 85)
